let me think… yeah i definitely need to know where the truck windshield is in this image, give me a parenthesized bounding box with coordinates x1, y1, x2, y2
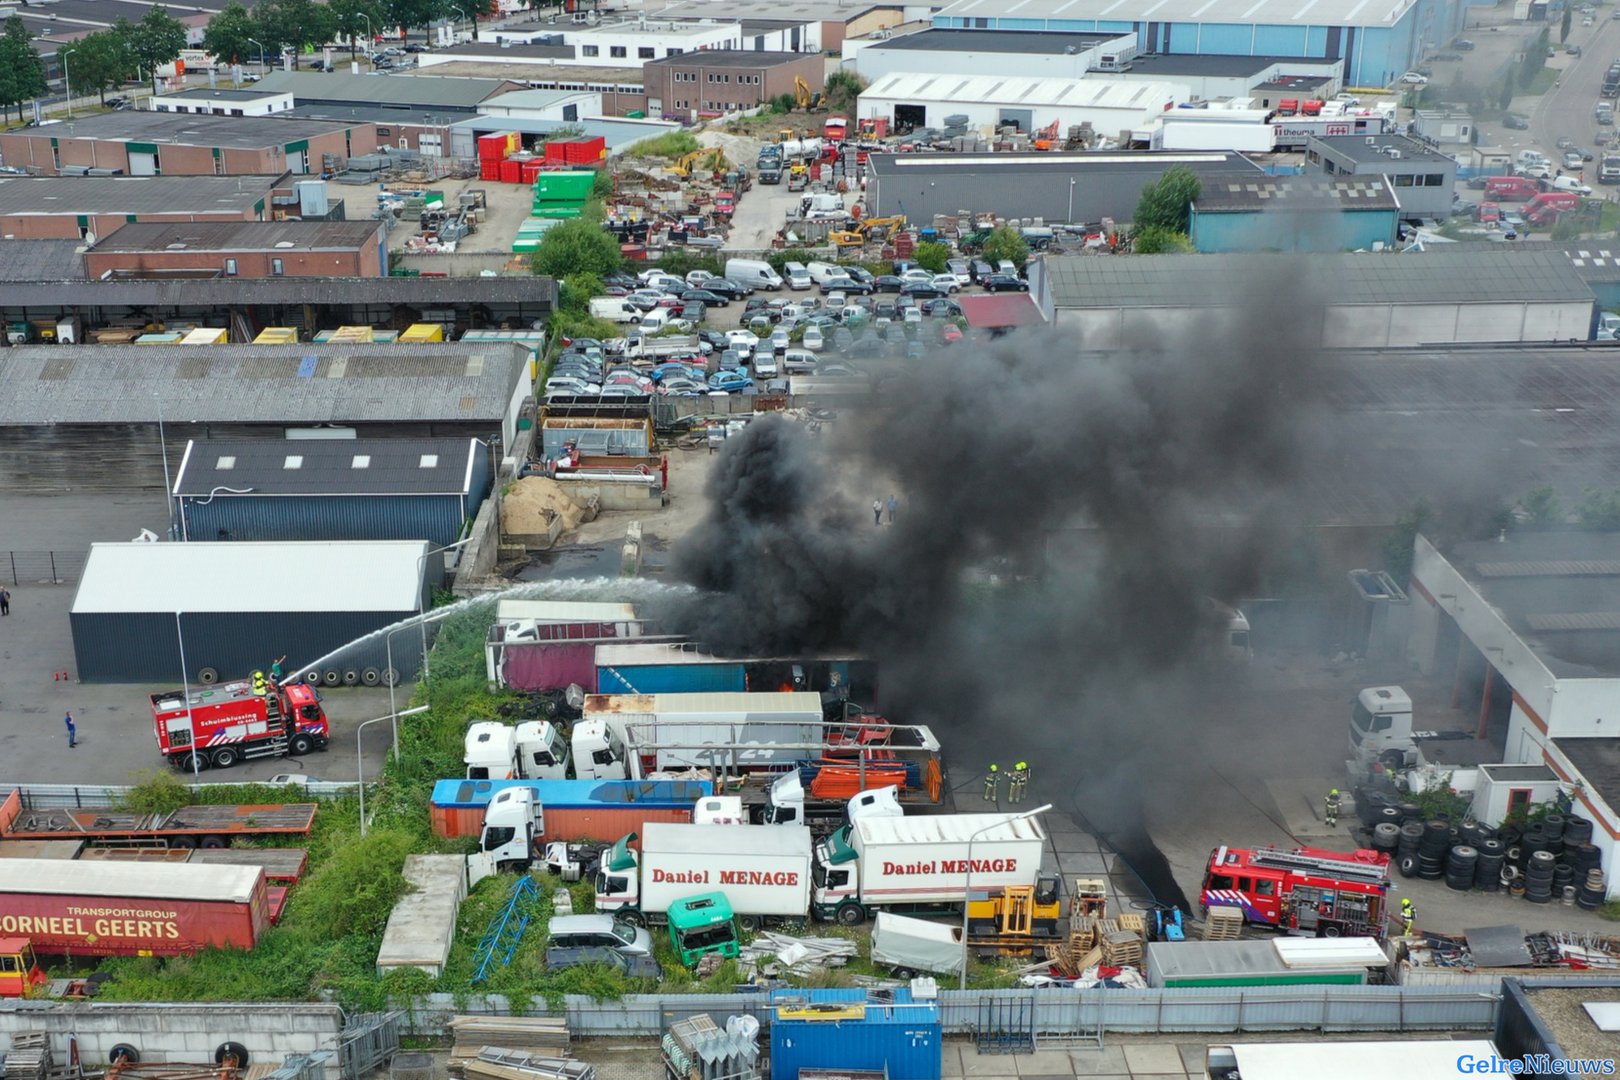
(677, 923, 736, 951)
(481, 826, 515, 851)
(1351, 704, 1393, 733)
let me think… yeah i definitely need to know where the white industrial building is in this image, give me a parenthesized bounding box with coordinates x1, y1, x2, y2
(418, 19, 743, 70)
(150, 88, 295, 116)
(845, 28, 1137, 82)
(858, 72, 1185, 137)
(475, 88, 605, 121)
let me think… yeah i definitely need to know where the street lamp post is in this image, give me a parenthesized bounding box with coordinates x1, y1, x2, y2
(358, 706, 429, 837)
(247, 38, 265, 76)
(960, 803, 1052, 989)
(61, 49, 75, 119)
(175, 612, 200, 780)
(1068, 177, 1076, 224)
(357, 13, 372, 57)
(452, 5, 478, 42)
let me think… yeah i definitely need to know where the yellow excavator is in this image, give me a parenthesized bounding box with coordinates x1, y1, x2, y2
(669, 149, 705, 179)
(794, 75, 820, 110)
(829, 215, 906, 248)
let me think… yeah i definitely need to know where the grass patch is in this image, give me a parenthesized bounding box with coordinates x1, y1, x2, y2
(1524, 67, 1559, 96)
(624, 131, 701, 159)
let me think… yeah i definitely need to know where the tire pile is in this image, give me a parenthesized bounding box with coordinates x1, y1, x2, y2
(1361, 797, 1606, 908)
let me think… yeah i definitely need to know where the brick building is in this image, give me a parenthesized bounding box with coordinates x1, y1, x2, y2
(0, 112, 380, 177)
(83, 220, 388, 280)
(0, 174, 291, 240)
(643, 51, 825, 121)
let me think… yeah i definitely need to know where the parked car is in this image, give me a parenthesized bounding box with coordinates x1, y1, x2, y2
(899, 268, 934, 285)
(543, 915, 653, 957)
(680, 288, 728, 307)
(873, 275, 905, 293)
(903, 306, 923, 325)
(801, 325, 825, 351)
(1574, 145, 1596, 161)
(545, 377, 602, 395)
(929, 274, 962, 294)
(983, 273, 1029, 292)
(708, 370, 754, 392)
(726, 329, 759, 355)
(1452, 37, 1474, 49)
(1397, 71, 1429, 85)
(1565, 150, 1587, 170)
(782, 349, 818, 374)
(900, 283, 945, 301)
(945, 258, 973, 287)
(1432, 51, 1463, 61)
(769, 328, 791, 353)
(1558, 136, 1576, 149)
(941, 324, 964, 345)
(659, 377, 706, 396)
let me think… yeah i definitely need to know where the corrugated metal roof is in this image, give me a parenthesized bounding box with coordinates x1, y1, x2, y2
(2, 857, 262, 902)
(72, 540, 429, 614)
(0, 174, 284, 217)
(595, 642, 725, 666)
(0, 343, 528, 425)
(0, 275, 557, 306)
(0, 239, 88, 281)
(92, 220, 384, 253)
(1194, 178, 1398, 213)
(1045, 249, 1593, 307)
(934, 0, 1417, 27)
(1, 110, 356, 149)
(1474, 560, 1620, 578)
(173, 437, 481, 496)
(861, 71, 1182, 110)
(253, 70, 515, 108)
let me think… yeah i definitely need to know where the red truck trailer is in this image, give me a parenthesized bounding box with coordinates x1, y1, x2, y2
(151, 677, 329, 771)
(0, 858, 271, 956)
(0, 788, 317, 848)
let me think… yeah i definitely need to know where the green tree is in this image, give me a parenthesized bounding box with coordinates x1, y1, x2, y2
(1561, 6, 1573, 43)
(0, 16, 46, 124)
(912, 240, 950, 273)
(558, 271, 604, 314)
(1135, 163, 1202, 233)
(383, 0, 452, 37)
(67, 31, 135, 105)
(328, 0, 383, 58)
(980, 226, 1028, 268)
(1132, 225, 1194, 253)
(1520, 27, 1549, 89)
(130, 5, 187, 93)
(1519, 486, 1562, 528)
(1578, 487, 1620, 530)
(531, 217, 622, 279)
(823, 70, 865, 113)
(201, 1, 260, 68)
(256, 0, 336, 68)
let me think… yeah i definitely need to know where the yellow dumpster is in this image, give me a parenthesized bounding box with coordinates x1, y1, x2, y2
(180, 327, 228, 345)
(399, 322, 446, 343)
(328, 325, 375, 344)
(253, 327, 299, 345)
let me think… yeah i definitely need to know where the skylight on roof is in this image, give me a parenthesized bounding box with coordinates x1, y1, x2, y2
(215, 456, 236, 470)
(351, 455, 371, 469)
(419, 455, 439, 468)
(283, 455, 303, 469)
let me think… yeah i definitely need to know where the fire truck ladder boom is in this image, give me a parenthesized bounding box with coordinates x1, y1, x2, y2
(1250, 849, 1386, 883)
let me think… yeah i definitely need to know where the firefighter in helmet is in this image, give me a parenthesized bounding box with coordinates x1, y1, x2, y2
(1009, 761, 1030, 803)
(983, 764, 1001, 803)
(1324, 788, 1341, 828)
(1400, 897, 1416, 936)
(251, 670, 268, 696)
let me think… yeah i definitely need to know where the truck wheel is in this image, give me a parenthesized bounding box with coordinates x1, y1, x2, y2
(321, 669, 341, 687)
(199, 835, 227, 849)
(180, 751, 209, 772)
(619, 910, 647, 928)
(211, 746, 240, 769)
(380, 667, 400, 687)
(109, 1046, 140, 1065)
(214, 1043, 250, 1068)
(361, 668, 382, 686)
(341, 669, 361, 686)
(290, 734, 315, 756)
(170, 836, 198, 850)
(835, 903, 865, 927)
(738, 914, 761, 933)
(197, 667, 219, 685)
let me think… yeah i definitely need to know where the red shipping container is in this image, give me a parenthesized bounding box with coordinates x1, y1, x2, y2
(500, 159, 522, 184)
(478, 133, 509, 161)
(570, 136, 606, 163)
(545, 141, 569, 164)
(521, 160, 544, 183)
(480, 160, 501, 181)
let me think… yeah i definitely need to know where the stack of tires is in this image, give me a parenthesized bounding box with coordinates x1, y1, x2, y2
(1524, 849, 1557, 903)
(1395, 821, 1425, 878)
(1473, 837, 1505, 892)
(1444, 844, 1477, 891)
(1417, 819, 1450, 879)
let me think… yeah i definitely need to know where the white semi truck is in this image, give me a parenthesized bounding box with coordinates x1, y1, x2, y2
(464, 720, 571, 780)
(1348, 685, 1496, 784)
(593, 822, 814, 930)
(811, 812, 1048, 925)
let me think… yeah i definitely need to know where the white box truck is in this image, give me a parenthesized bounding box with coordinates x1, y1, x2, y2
(594, 822, 813, 929)
(571, 692, 825, 780)
(811, 812, 1048, 925)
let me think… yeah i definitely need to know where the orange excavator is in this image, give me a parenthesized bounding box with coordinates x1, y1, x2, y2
(1032, 119, 1061, 151)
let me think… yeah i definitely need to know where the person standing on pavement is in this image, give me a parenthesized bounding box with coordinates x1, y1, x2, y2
(886, 495, 897, 523)
(1, 588, 10, 615)
(872, 499, 883, 526)
(1324, 788, 1341, 828)
(64, 712, 76, 748)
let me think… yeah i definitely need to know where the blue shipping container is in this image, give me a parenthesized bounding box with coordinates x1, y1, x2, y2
(430, 777, 712, 811)
(595, 662, 747, 694)
(769, 988, 941, 1080)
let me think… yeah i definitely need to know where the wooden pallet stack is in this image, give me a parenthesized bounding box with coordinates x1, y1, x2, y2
(1099, 920, 1144, 969)
(446, 1018, 570, 1080)
(1203, 908, 1243, 941)
(3, 1033, 50, 1080)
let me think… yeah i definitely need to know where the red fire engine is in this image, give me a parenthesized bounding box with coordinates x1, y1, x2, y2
(151, 676, 329, 771)
(1200, 844, 1392, 939)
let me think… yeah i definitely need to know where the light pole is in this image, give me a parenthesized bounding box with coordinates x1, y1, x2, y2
(153, 392, 174, 538)
(247, 37, 265, 76)
(385, 606, 457, 758)
(357, 13, 372, 57)
(1067, 177, 1076, 224)
(960, 803, 1052, 989)
(417, 538, 472, 676)
(175, 612, 200, 780)
(61, 49, 75, 119)
(452, 5, 477, 42)
(358, 705, 429, 837)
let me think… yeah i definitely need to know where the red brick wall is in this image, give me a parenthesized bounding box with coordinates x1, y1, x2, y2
(0, 126, 382, 176)
(0, 208, 262, 240)
(84, 240, 381, 279)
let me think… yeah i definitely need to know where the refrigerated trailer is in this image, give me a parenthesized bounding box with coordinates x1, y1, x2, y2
(572, 693, 827, 777)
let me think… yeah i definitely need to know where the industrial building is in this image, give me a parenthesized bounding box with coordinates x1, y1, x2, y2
(1407, 531, 1620, 897)
(172, 438, 494, 548)
(1187, 177, 1399, 252)
(0, 112, 381, 177)
(1107, 54, 1343, 102)
(69, 540, 431, 684)
(857, 72, 1184, 138)
(928, 0, 1460, 89)
(473, 89, 608, 123)
(847, 29, 1136, 83)
(1306, 133, 1458, 220)
(0, 342, 534, 494)
(0, 174, 291, 240)
(644, 50, 826, 121)
(649, 0, 904, 52)
(250, 71, 523, 114)
(393, 63, 650, 117)
(864, 151, 1264, 225)
(1045, 248, 1597, 348)
(83, 220, 388, 280)
(151, 87, 297, 117)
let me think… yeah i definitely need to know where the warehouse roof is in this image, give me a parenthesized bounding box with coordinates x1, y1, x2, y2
(428, 41, 574, 60)
(447, 115, 677, 152)
(1044, 249, 1590, 306)
(174, 437, 484, 496)
(0, 240, 87, 281)
(867, 150, 1262, 179)
(933, 0, 1417, 27)
(644, 50, 813, 68)
(0, 858, 263, 902)
(0, 174, 287, 217)
(1193, 177, 1398, 212)
(862, 28, 1125, 53)
(1123, 54, 1342, 77)
(158, 88, 283, 102)
(399, 62, 645, 87)
(0, 274, 557, 306)
(650, 0, 897, 21)
(860, 72, 1182, 109)
(252, 70, 518, 108)
(1311, 132, 1456, 165)
(73, 540, 429, 614)
(2, 111, 356, 148)
(91, 220, 384, 254)
(283, 104, 454, 127)
(0, 343, 529, 425)
(482, 88, 603, 110)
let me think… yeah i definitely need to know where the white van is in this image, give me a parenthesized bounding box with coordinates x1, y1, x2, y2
(724, 258, 783, 291)
(805, 261, 851, 287)
(1551, 175, 1594, 195)
(638, 308, 672, 333)
(783, 261, 813, 290)
(589, 298, 639, 323)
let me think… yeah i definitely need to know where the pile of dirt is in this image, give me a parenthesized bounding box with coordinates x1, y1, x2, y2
(503, 476, 594, 543)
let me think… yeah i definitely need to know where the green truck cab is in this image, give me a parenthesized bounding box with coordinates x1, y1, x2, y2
(666, 892, 739, 967)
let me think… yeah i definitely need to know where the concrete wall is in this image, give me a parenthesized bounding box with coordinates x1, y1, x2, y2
(0, 1004, 343, 1079)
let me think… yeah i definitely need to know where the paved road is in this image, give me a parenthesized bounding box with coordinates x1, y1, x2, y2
(1530, 11, 1620, 167)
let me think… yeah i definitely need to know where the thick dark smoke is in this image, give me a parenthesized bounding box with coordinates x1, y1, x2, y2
(663, 267, 1336, 907)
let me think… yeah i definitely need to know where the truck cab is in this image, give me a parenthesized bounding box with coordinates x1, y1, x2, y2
(0, 938, 45, 998)
(666, 892, 739, 966)
(762, 773, 903, 827)
(478, 786, 542, 870)
(464, 720, 569, 780)
(570, 718, 629, 779)
(1349, 685, 1415, 769)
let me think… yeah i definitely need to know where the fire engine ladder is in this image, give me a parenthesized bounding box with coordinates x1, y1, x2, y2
(1250, 850, 1387, 883)
(259, 693, 290, 757)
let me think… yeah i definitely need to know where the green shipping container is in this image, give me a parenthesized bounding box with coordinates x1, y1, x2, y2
(1144, 940, 1378, 989)
(531, 171, 596, 204)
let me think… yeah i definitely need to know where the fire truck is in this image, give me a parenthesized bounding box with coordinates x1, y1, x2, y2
(151, 676, 329, 771)
(1200, 845, 1392, 940)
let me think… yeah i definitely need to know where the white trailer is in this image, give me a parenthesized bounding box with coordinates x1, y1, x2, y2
(870, 911, 965, 977)
(1204, 1041, 1503, 1079)
(811, 813, 1048, 925)
(594, 822, 813, 929)
(572, 692, 825, 779)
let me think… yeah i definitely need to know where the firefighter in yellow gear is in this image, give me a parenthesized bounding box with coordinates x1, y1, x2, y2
(983, 764, 1000, 803)
(251, 670, 268, 696)
(1400, 897, 1416, 936)
(1009, 761, 1030, 803)
(1324, 788, 1341, 828)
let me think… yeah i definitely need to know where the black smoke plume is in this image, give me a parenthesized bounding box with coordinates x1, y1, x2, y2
(664, 269, 1333, 907)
